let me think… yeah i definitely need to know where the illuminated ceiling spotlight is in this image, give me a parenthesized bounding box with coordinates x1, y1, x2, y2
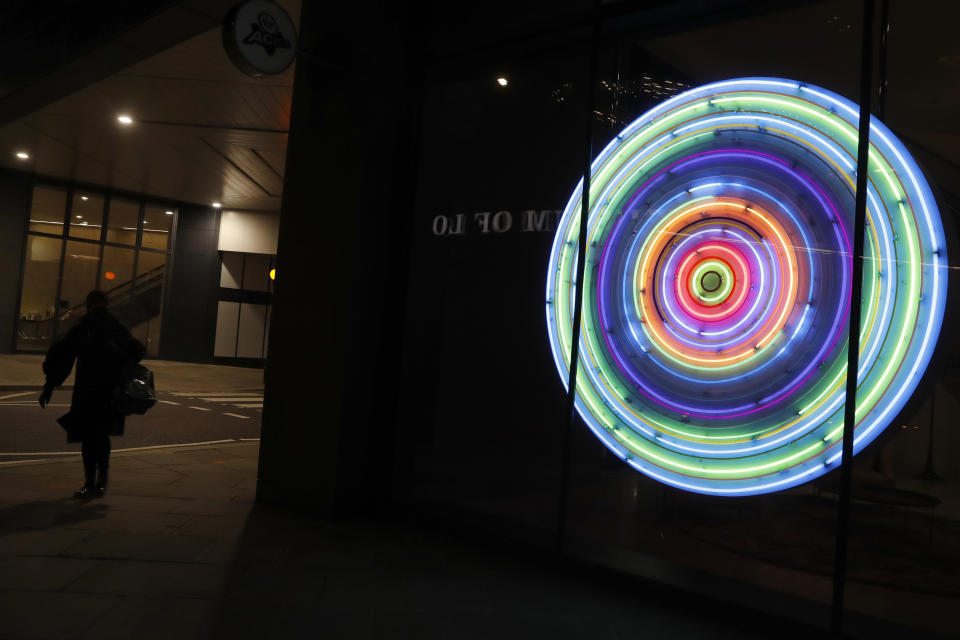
(211, 202, 222, 208)
(15, 151, 29, 160)
(117, 114, 133, 125)
(496, 77, 508, 87)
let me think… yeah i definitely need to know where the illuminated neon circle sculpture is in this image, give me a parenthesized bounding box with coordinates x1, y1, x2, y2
(546, 78, 947, 496)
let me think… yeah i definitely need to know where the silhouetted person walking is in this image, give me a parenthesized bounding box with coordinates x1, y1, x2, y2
(39, 290, 145, 499)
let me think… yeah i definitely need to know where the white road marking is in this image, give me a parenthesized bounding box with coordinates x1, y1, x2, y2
(170, 392, 262, 397)
(0, 402, 70, 407)
(0, 437, 262, 462)
(188, 406, 211, 411)
(159, 400, 180, 405)
(0, 392, 34, 401)
(222, 413, 250, 419)
(195, 397, 264, 403)
(233, 403, 263, 409)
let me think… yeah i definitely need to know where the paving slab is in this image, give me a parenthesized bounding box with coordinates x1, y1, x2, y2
(63, 530, 221, 564)
(67, 559, 226, 597)
(0, 555, 98, 590)
(0, 498, 110, 531)
(0, 590, 119, 640)
(0, 527, 93, 556)
(0, 441, 810, 640)
(77, 596, 217, 640)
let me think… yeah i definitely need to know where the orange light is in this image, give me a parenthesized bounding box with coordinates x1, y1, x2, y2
(269, 268, 276, 281)
(104, 271, 116, 281)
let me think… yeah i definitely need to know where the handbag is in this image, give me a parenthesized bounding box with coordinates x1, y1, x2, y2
(111, 363, 157, 415)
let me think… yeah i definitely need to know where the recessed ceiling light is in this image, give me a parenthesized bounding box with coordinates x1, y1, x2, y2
(496, 77, 508, 87)
(212, 202, 222, 208)
(15, 151, 29, 160)
(117, 114, 133, 125)
(165, 210, 174, 215)
(80, 195, 88, 201)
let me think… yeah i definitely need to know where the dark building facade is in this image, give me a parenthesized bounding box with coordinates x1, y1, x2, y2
(2, 1, 960, 638)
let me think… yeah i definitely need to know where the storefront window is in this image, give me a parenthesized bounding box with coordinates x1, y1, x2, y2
(16, 235, 63, 350)
(16, 184, 175, 353)
(28, 186, 66, 235)
(141, 205, 173, 250)
(842, 4, 960, 636)
(68, 192, 104, 241)
(101, 245, 135, 292)
(59, 241, 101, 332)
(132, 250, 167, 357)
(395, 1, 960, 637)
(106, 198, 139, 245)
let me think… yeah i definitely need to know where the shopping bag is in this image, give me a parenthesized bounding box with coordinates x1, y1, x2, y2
(111, 363, 157, 415)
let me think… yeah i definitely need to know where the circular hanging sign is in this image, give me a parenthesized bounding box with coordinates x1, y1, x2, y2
(223, 1, 297, 77)
(545, 77, 948, 496)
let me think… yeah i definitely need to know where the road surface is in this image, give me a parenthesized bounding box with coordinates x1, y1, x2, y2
(0, 388, 263, 462)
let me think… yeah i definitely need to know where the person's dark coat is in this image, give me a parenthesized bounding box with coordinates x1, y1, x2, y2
(43, 309, 145, 443)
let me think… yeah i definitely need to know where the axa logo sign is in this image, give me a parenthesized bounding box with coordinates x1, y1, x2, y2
(242, 11, 291, 56)
(223, 1, 298, 77)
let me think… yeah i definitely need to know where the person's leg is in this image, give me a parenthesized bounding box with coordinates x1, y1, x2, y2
(75, 438, 97, 498)
(95, 436, 111, 496)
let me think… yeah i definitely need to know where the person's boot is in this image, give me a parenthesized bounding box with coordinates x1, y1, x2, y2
(95, 464, 108, 498)
(74, 452, 97, 499)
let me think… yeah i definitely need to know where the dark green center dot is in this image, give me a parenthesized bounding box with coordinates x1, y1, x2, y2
(700, 270, 722, 292)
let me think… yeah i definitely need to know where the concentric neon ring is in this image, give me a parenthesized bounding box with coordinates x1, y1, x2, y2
(545, 77, 947, 496)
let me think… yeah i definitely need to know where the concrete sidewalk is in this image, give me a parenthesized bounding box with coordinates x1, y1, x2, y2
(0, 354, 263, 392)
(0, 441, 817, 640)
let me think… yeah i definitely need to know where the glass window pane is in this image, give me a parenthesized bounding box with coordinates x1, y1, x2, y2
(131, 251, 167, 357)
(16, 235, 63, 350)
(844, 4, 960, 637)
(141, 205, 174, 250)
(99, 245, 136, 333)
(106, 199, 139, 245)
(101, 246, 135, 293)
(59, 241, 101, 332)
(28, 186, 66, 235)
(68, 192, 104, 240)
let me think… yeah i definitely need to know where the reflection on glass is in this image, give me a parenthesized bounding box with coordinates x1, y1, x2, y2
(68, 193, 104, 241)
(142, 205, 173, 250)
(28, 186, 67, 235)
(548, 5, 881, 632)
(106, 199, 139, 245)
(842, 4, 960, 636)
(17, 235, 63, 350)
(101, 246, 134, 293)
(132, 251, 167, 356)
(59, 241, 101, 331)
